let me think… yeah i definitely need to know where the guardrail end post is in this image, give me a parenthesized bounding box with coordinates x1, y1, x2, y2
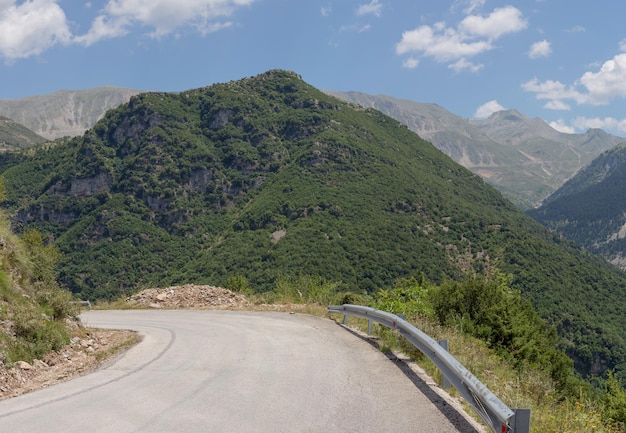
(510, 408, 531, 433)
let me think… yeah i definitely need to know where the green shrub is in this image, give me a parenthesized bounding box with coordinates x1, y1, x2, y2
(429, 271, 579, 396)
(373, 274, 434, 319)
(604, 370, 626, 424)
(225, 275, 253, 296)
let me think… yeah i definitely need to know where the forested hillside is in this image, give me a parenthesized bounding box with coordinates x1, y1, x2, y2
(529, 142, 626, 269)
(0, 70, 625, 380)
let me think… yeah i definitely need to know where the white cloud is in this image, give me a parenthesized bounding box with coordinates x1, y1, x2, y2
(396, 25, 492, 61)
(453, 0, 486, 15)
(620, 39, 626, 52)
(544, 100, 571, 110)
(402, 57, 419, 69)
(1, 0, 256, 59)
(523, 53, 626, 108)
(396, 6, 526, 72)
(82, 0, 256, 40)
(548, 119, 576, 134)
(0, 0, 72, 61)
(521, 77, 582, 108)
(321, 4, 332, 17)
(474, 100, 504, 118)
(578, 54, 626, 104)
(449, 58, 483, 73)
(458, 6, 527, 40)
(528, 39, 551, 59)
(356, 0, 382, 17)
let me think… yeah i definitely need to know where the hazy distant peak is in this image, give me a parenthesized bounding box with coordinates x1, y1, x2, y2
(0, 86, 142, 139)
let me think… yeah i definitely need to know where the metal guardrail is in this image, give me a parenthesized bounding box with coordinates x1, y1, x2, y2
(73, 300, 92, 310)
(327, 304, 530, 433)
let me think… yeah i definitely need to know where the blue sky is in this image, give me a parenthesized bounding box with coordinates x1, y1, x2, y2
(1, 0, 626, 135)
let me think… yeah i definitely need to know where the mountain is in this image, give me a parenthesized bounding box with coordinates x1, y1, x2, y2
(0, 87, 142, 140)
(529, 142, 626, 269)
(326, 91, 625, 209)
(1, 70, 625, 379)
(0, 116, 47, 150)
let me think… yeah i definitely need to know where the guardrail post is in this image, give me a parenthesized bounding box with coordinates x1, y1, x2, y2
(367, 319, 372, 335)
(510, 408, 531, 433)
(343, 314, 348, 324)
(437, 340, 451, 389)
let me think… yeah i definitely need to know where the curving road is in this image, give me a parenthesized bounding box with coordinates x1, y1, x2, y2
(0, 310, 479, 432)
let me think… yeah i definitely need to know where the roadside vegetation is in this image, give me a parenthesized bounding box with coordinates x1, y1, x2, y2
(0, 180, 78, 366)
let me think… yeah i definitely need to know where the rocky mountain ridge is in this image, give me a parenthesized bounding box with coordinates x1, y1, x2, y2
(0, 87, 142, 140)
(327, 91, 625, 208)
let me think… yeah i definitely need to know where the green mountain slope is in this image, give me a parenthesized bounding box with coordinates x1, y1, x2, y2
(0, 116, 47, 150)
(327, 91, 624, 209)
(529, 142, 626, 268)
(1, 70, 625, 379)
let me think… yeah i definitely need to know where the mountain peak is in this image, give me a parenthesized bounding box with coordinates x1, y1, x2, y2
(488, 108, 526, 122)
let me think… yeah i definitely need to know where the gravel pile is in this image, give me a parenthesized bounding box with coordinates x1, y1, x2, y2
(127, 284, 249, 309)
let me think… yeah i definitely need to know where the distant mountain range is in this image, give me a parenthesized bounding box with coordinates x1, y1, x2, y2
(326, 91, 625, 209)
(0, 115, 46, 150)
(1, 86, 623, 209)
(0, 87, 141, 140)
(529, 142, 626, 269)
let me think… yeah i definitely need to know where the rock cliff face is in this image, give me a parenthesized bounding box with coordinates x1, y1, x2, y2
(0, 87, 142, 140)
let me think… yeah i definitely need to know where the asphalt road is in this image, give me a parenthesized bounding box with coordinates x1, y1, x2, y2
(0, 310, 480, 432)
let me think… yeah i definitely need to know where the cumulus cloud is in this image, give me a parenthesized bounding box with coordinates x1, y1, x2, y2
(78, 0, 255, 41)
(449, 58, 483, 73)
(396, 6, 527, 71)
(529, 39, 551, 59)
(523, 53, 626, 108)
(474, 100, 505, 118)
(1, 0, 256, 59)
(0, 0, 72, 61)
(356, 0, 382, 17)
(458, 6, 527, 40)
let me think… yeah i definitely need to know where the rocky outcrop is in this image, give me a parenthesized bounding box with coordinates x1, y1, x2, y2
(70, 173, 113, 196)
